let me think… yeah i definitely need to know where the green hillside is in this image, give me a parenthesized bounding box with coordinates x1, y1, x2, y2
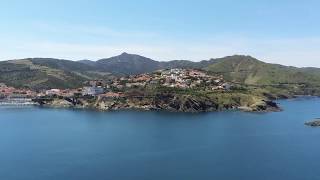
(1, 54, 320, 93)
(0, 59, 111, 89)
(205, 55, 320, 86)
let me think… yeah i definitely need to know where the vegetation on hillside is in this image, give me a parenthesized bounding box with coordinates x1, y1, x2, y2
(1, 53, 320, 96)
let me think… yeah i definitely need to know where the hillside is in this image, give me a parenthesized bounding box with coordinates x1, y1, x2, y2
(1, 53, 320, 92)
(205, 55, 320, 87)
(0, 58, 111, 89)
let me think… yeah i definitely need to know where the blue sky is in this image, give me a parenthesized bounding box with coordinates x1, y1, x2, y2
(1, 0, 320, 67)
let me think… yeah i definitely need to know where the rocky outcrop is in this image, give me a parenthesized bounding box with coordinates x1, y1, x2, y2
(252, 100, 281, 112)
(305, 119, 320, 127)
(238, 100, 280, 112)
(48, 99, 74, 108)
(151, 94, 219, 112)
(33, 97, 85, 109)
(33, 94, 281, 113)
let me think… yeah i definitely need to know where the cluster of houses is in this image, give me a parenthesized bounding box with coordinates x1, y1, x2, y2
(0, 83, 37, 98)
(44, 88, 81, 97)
(0, 69, 233, 99)
(107, 69, 231, 91)
(157, 69, 230, 90)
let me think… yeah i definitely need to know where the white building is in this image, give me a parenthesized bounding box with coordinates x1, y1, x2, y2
(82, 86, 104, 96)
(46, 89, 61, 96)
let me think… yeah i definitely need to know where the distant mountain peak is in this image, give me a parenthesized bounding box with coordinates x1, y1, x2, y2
(116, 52, 148, 60)
(95, 52, 160, 75)
(120, 52, 129, 55)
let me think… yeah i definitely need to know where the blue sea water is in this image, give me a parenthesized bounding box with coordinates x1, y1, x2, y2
(0, 97, 320, 180)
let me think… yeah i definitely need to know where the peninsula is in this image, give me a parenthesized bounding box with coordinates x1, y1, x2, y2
(1, 53, 320, 112)
(31, 69, 281, 112)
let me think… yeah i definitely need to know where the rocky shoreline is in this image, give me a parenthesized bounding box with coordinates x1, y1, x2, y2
(32, 94, 281, 113)
(305, 119, 320, 127)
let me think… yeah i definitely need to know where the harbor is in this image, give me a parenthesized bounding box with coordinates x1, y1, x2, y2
(0, 97, 36, 106)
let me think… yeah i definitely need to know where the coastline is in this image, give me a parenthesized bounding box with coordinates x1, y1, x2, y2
(31, 94, 282, 113)
(3, 96, 319, 114)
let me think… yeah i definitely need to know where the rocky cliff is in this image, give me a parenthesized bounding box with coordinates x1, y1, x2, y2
(33, 93, 280, 113)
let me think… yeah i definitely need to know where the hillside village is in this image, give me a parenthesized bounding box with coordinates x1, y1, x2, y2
(0, 68, 282, 113)
(0, 69, 232, 99)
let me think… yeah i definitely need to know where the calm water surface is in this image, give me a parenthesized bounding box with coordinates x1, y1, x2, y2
(0, 97, 320, 180)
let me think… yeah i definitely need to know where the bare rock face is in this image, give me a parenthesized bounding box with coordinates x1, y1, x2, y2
(152, 94, 219, 112)
(50, 99, 74, 107)
(33, 97, 85, 109)
(33, 94, 281, 113)
(96, 100, 116, 110)
(305, 120, 320, 127)
(248, 100, 281, 112)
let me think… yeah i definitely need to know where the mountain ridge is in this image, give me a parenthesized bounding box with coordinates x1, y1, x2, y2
(1, 53, 320, 90)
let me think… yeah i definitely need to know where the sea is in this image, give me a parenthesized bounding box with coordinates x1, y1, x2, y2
(0, 97, 320, 180)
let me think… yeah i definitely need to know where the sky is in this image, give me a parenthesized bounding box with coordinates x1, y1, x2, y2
(0, 0, 320, 67)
